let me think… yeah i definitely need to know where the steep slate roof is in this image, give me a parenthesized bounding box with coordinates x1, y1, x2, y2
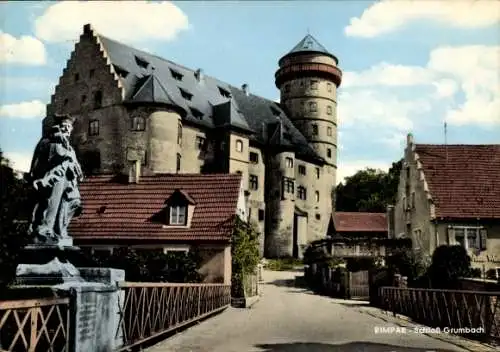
(96, 33, 324, 164)
(415, 144, 500, 219)
(69, 174, 243, 241)
(333, 212, 388, 233)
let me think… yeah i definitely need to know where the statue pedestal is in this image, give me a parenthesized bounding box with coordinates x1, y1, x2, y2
(15, 244, 83, 285)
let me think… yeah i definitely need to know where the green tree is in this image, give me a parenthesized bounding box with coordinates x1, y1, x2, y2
(428, 245, 472, 289)
(0, 150, 31, 288)
(335, 159, 402, 212)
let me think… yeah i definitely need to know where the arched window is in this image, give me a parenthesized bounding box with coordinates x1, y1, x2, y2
(315, 191, 320, 203)
(177, 123, 182, 145)
(176, 153, 181, 173)
(93, 91, 102, 109)
(235, 139, 243, 153)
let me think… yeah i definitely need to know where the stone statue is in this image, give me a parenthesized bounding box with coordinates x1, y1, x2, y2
(28, 113, 83, 246)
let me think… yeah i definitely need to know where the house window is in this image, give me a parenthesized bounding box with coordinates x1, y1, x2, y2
(284, 84, 290, 93)
(327, 127, 332, 136)
(285, 157, 293, 168)
(282, 177, 294, 195)
(297, 186, 307, 200)
(249, 152, 259, 163)
(89, 120, 99, 136)
(316, 167, 320, 179)
(315, 213, 321, 220)
(309, 102, 317, 112)
(131, 116, 145, 131)
(63, 98, 68, 106)
(190, 107, 203, 120)
(93, 91, 102, 109)
(249, 175, 258, 190)
(170, 68, 183, 81)
(196, 136, 206, 150)
(218, 87, 231, 98)
(176, 153, 181, 173)
(454, 227, 485, 250)
(327, 106, 332, 115)
(327, 83, 332, 92)
(179, 88, 193, 101)
(315, 191, 320, 203)
(169, 205, 186, 225)
(258, 209, 265, 221)
(312, 124, 318, 135)
(310, 80, 318, 90)
(327, 148, 332, 158)
(177, 123, 182, 145)
(298, 165, 306, 175)
(74, 73, 80, 82)
(235, 139, 243, 153)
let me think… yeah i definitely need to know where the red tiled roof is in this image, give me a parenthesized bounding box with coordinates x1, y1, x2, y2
(333, 212, 387, 232)
(69, 173, 242, 241)
(415, 144, 500, 219)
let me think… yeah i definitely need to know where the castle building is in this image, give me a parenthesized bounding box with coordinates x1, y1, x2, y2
(43, 24, 342, 258)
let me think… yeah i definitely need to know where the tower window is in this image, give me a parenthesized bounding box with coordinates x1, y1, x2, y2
(74, 73, 80, 82)
(249, 175, 258, 190)
(309, 102, 317, 112)
(297, 186, 307, 200)
(282, 177, 294, 195)
(250, 152, 259, 163)
(89, 69, 95, 78)
(131, 116, 146, 131)
(179, 88, 193, 101)
(315, 191, 320, 203)
(310, 80, 318, 90)
(327, 148, 332, 158)
(298, 165, 306, 175)
(81, 95, 87, 104)
(89, 120, 99, 136)
(327, 106, 332, 115)
(177, 123, 182, 145)
(315, 213, 321, 220)
(327, 127, 332, 136)
(312, 124, 318, 135)
(258, 209, 265, 221)
(316, 168, 320, 179)
(235, 139, 243, 153)
(93, 91, 102, 109)
(196, 136, 206, 150)
(284, 84, 290, 93)
(327, 83, 332, 92)
(285, 157, 293, 168)
(176, 153, 181, 173)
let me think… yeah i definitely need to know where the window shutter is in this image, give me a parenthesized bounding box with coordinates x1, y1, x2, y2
(480, 229, 487, 250)
(447, 226, 455, 245)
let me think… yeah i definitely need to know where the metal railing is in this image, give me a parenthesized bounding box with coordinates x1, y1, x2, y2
(117, 283, 231, 350)
(379, 287, 500, 341)
(0, 297, 70, 352)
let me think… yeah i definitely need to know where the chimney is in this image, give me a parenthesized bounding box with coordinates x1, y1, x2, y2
(242, 83, 249, 96)
(129, 160, 141, 184)
(195, 68, 204, 82)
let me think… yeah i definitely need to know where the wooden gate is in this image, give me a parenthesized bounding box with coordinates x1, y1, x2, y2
(348, 270, 369, 300)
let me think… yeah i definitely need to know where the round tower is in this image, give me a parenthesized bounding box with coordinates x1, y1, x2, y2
(275, 34, 342, 239)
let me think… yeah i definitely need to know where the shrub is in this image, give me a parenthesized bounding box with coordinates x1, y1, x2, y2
(386, 248, 427, 283)
(427, 245, 472, 289)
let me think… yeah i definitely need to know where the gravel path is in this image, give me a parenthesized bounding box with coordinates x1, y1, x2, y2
(146, 270, 472, 352)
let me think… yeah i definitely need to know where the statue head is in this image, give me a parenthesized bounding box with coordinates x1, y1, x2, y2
(53, 114, 75, 139)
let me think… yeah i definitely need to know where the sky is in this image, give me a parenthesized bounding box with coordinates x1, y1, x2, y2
(0, 0, 499, 182)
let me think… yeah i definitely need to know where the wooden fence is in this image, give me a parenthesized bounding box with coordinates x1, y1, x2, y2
(379, 287, 500, 341)
(117, 283, 231, 351)
(0, 297, 70, 352)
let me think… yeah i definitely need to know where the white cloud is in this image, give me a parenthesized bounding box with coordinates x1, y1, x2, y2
(336, 159, 391, 184)
(0, 100, 46, 119)
(0, 32, 47, 65)
(341, 45, 500, 127)
(345, 0, 500, 38)
(34, 1, 189, 43)
(2, 151, 32, 173)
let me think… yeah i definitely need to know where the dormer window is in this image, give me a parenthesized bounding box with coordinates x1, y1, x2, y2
(170, 68, 183, 81)
(180, 88, 193, 101)
(169, 205, 187, 225)
(135, 56, 149, 70)
(218, 87, 231, 98)
(114, 65, 129, 78)
(190, 107, 203, 120)
(270, 106, 281, 116)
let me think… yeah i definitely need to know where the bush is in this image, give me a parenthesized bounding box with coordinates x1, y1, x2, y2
(264, 258, 303, 271)
(231, 217, 260, 298)
(427, 245, 472, 289)
(386, 248, 427, 283)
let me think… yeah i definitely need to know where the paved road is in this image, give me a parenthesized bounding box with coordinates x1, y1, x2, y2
(147, 270, 470, 352)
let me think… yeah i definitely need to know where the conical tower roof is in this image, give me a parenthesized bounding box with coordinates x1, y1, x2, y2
(280, 34, 338, 64)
